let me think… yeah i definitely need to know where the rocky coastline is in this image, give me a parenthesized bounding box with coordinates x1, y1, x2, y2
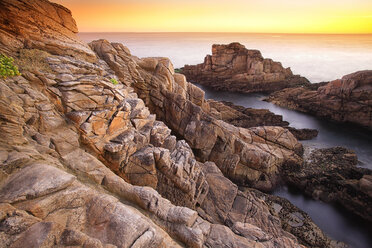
(0, 1, 370, 248)
(181, 42, 372, 130)
(266, 70, 372, 129)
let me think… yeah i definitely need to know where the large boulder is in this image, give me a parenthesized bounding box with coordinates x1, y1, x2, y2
(181, 42, 310, 93)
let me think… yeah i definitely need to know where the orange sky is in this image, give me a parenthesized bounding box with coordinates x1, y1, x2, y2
(53, 0, 372, 33)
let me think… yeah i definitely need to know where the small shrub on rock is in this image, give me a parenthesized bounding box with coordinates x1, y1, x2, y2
(0, 54, 20, 78)
(110, 78, 119, 85)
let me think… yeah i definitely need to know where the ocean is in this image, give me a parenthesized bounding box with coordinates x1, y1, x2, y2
(79, 32, 372, 83)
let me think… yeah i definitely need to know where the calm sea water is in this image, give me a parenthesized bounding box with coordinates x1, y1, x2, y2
(79, 32, 372, 248)
(79, 32, 372, 83)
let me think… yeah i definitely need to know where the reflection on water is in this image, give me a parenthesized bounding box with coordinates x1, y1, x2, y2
(196, 83, 372, 248)
(79, 32, 372, 83)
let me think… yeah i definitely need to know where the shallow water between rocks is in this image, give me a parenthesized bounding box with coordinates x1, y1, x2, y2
(196, 83, 372, 248)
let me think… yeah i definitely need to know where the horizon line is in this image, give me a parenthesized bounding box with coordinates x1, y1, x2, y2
(78, 31, 372, 35)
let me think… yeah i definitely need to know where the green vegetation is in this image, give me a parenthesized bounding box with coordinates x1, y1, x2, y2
(110, 78, 119, 85)
(15, 49, 52, 73)
(0, 54, 20, 78)
(174, 68, 182, 73)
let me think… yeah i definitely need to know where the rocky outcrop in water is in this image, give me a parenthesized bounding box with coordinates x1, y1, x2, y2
(0, 0, 324, 247)
(208, 100, 289, 127)
(284, 147, 372, 222)
(266, 70, 372, 129)
(208, 100, 318, 140)
(181, 42, 310, 93)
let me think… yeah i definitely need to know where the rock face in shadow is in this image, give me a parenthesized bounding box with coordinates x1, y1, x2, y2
(90, 39, 304, 192)
(181, 42, 310, 93)
(266, 70, 372, 129)
(208, 100, 318, 140)
(283, 147, 372, 222)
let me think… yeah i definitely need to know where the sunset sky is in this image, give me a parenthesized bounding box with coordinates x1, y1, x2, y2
(53, 0, 372, 33)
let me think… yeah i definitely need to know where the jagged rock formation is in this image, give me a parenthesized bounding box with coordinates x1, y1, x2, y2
(207, 100, 318, 140)
(181, 42, 310, 93)
(266, 70, 372, 129)
(90, 39, 303, 192)
(283, 147, 372, 222)
(88, 40, 351, 246)
(0, 0, 322, 247)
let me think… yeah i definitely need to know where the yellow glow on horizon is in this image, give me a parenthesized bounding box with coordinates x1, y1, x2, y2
(53, 0, 372, 34)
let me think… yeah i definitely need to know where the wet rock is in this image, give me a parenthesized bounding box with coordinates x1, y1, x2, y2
(209, 100, 318, 140)
(250, 189, 348, 248)
(284, 146, 372, 222)
(286, 127, 319, 141)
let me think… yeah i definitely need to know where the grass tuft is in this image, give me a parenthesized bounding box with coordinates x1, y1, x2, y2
(110, 78, 119, 85)
(15, 49, 52, 73)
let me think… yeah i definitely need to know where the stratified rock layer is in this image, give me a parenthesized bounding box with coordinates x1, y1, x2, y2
(0, 0, 96, 62)
(182, 42, 310, 93)
(267, 70, 372, 129)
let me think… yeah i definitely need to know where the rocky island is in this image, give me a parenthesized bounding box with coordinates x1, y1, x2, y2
(0, 0, 371, 248)
(182, 42, 310, 93)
